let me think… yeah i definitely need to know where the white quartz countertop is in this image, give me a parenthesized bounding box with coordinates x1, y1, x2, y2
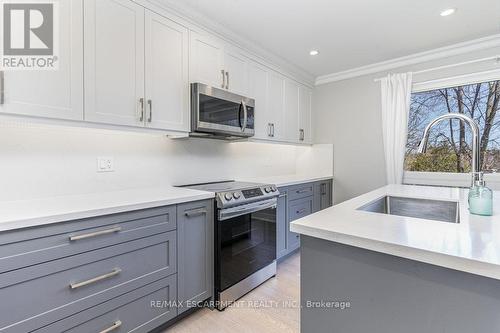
(291, 184, 500, 281)
(0, 187, 214, 232)
(241, 174, 333, 187)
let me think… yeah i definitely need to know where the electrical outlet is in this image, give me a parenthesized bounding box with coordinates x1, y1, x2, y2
(97, 157, 114, 172)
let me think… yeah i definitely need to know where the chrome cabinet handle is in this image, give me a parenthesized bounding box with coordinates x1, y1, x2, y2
(225, 71, 229, 89)
(221, 70, 225, 88)
(241, 101, 248, 132)
(271, 123, 275, 137)
(296, 189, 309, 194)
(184, 208, 208, 217)
(267, 123, 272, 137)
(0, 71, 4, 105)
(69, 226, 121, 241)
(70, 268, 121, 289)
(299, 129, 304, 141)
(99, 320, 122, 333)
(296, 208, 307, 214)
(321, 183, 327, 195)
(147, 99, 152, 123)
(138, 98, 144, 122)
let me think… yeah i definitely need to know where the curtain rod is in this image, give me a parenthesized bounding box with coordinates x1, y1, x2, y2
(374, 55, 500, 82)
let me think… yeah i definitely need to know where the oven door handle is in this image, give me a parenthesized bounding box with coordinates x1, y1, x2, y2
(241, 101, 248, 132)
(219, 198, 277, 221)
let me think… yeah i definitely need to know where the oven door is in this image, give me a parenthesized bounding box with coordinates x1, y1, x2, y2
(216, 198, 277, 292)
(191, 83, 255, 137)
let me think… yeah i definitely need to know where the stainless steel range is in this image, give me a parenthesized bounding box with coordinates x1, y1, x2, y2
(181, 181, 279, 310)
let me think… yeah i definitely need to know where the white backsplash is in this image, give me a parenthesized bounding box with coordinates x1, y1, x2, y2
(0, 118, 333, 201)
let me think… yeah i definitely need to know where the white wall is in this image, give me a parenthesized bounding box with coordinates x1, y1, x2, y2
(313, 46, 500, 203)
(0, 118, 332, 201)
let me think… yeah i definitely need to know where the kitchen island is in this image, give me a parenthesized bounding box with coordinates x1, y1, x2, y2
(291, 184, 500, 333)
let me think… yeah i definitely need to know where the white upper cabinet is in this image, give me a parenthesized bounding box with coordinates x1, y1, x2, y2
(284, 80, 300, 141)
(267, 71, 285, 140)
(84, 0, 145, 126)
(189, 32, 250, 95)
(84, 0, 189, 132)
(0, 0, 311, 140)
(299, 85, 313, 144)
(224, 46, 248, 95)
(145, 10, 189, 131)
(190, 32, 225, 89)
(0, 0, 83, 121)
(248, 61, 270, 139)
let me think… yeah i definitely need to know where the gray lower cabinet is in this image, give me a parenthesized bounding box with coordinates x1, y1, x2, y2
(313, 179, 333, 213)
(0, 199, 214, 333)
(34, 275, 178, 333)
(177, 200, 214, 314)
(288, 196, 314, 251)
(277, 179, 333, 259)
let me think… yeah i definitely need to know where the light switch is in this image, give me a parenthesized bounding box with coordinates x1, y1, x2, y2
(97, 157, 114, 172)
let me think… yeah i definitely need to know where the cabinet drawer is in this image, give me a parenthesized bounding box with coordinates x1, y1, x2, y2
(0, 205, 176, 273)
(289, 197, 313, 222)
(34, 275, 177, 333)
(287, 183, 314, 201)
(0, 232, 176, 333)
(288, 197, 313, 252)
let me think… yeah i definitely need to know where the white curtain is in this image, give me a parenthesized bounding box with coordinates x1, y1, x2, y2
(380, 72, 413, 184)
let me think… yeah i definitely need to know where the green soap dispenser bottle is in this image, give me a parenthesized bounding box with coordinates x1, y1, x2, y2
(468, 175, 493, 216)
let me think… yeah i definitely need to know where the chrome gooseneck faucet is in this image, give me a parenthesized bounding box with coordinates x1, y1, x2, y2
(417, 113, 483, 187)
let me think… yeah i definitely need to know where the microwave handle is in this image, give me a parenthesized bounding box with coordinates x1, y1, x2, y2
(241, 101, 248, 132)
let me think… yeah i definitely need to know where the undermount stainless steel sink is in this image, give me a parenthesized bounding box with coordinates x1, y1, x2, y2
(357, 196, 460, 223)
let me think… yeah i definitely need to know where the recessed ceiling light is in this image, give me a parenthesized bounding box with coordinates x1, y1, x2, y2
(309, 50, 319, 56)
(440, 8, 456, 16)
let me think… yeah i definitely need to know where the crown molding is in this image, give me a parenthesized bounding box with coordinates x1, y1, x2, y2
(315, 34, 500, 86)
(145, 0, 315, 86)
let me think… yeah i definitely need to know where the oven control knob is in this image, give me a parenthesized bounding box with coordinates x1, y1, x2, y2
(233, 192, 241, 200)
(264, 187, 271, 193)
(271, 186, 277, 192)
(224, 193, 233, 201)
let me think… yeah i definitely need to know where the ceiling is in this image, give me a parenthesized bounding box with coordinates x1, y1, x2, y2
(161, 0, 500, 77)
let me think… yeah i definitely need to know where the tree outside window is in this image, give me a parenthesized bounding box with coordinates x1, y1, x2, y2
(405, 80, 500, 173)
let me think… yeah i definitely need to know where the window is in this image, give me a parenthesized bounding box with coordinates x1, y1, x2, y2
(405, 79, 500, 174)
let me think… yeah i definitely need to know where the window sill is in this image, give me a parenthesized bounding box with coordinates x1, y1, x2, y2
(403, 171, 500, 190)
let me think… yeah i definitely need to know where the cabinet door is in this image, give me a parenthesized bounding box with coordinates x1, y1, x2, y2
(284, 79, 300, 142)
(247, 61, 272, 139)
(0, 0, 83, 120)
(84, 0, 145, 126)
(177, 200, 214, 314)
(145, 10, 189, 131)
(314, 180, 333, 211)
(224, 46, 248, 95)
(321, 180, 333, 210)
(313, 182, 322, 213)
(299, 85, 313, 144)
(267, 72, 285, 140)
(276, 191, 288, 259)
(190, 32, 224, 88)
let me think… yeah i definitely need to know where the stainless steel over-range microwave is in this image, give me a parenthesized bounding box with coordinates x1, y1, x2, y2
(190, 83, 255, 139)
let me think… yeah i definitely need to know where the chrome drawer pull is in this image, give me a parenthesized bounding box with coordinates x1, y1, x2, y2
(69, 226, 121, 241)
(70, 268, 122, 289)
(296, 189, 310, 194)
(296, 208, 307, 214)
(185, 208, 208, 218)
(99, 320, 122, 333)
